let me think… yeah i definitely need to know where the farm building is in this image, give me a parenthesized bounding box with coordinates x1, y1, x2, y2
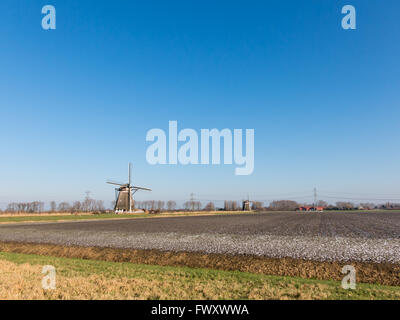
(297, 206, 324, 212)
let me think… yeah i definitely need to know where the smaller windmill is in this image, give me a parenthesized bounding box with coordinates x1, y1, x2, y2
(107, 163, 151, 213)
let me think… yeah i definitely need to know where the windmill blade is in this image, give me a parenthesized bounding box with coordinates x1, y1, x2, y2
(132, 185, 152, 191)
(107, 180, 128, 187)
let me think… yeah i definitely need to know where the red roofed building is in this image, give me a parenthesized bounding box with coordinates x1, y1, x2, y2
(297, 206, 324, 212)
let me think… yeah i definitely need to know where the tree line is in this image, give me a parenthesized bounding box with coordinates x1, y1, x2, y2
(136, 200, 176, 211)
(2, 198, 399, 214)
(2, 193, 106, 214)
(135, 200, 400, 211)
(2, 199, 106, 213)
(4, 201, 45, 213)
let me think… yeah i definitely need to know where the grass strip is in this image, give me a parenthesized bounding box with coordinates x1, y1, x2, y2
(0, 241, 399, 287)
(0, 251, 399, 300)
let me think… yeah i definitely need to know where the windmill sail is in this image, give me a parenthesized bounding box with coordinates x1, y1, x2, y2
(133, 185, 152, 191)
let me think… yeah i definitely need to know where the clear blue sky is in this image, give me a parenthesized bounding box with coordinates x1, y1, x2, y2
(0, 1, 399, 207)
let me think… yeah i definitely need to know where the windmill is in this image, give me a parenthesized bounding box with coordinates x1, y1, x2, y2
(107, 163, 151, 213)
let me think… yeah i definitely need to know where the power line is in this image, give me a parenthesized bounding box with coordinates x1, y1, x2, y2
(320, 195, 400, 201)
(319, 190, 400, 197)
(313, 188, 317, 206)
(190, 193, 195, 211)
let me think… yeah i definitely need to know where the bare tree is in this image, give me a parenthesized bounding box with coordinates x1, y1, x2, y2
(269, 200, 298, 211)
(204, 202, 215, 211)
(157, 201, 165, 210)
(71, 201, 82, 212)
(94, 200, 104, 211)
(58, 202, 70, 212)
(335, 202, 355, 210)
(224, 200, 240, 211)
(251, 201, 263, 211)
(83, 191, 95, 212)
(167, 200, 176, 211)
(183, 201, 191, 210)
(50, 201, 57, 212)
(6, 203, 16, 213)
(316, 200, 328, 207)
(141, 201, 148, 210)
(232, 201, 238, 211)
(5, 201, 44, 213)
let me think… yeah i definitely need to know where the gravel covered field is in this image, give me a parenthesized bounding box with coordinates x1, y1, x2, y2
(0, 211, 399, 263)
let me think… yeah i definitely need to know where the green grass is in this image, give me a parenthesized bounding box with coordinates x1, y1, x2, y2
(0, 213, 149, 223)
(0, 251, 399, 300)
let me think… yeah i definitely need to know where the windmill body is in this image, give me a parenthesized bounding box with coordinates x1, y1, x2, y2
(107, 163, 151, 213)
